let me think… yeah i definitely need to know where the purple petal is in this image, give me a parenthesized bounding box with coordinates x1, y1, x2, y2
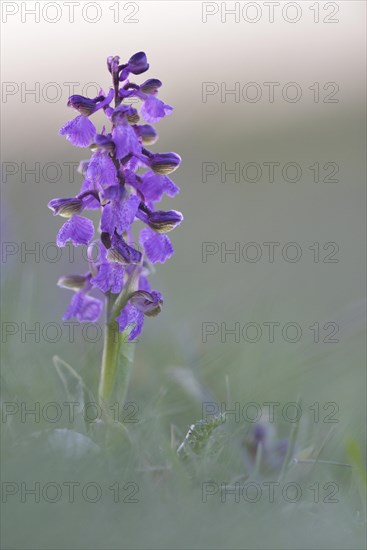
(79, 179, 100, 209)
(139, 171, 179, 204)
(100, 204, 117, 235)
(87, 151, 118, 188)
(63, 291, 102, 322)
(90, 240, 107, 264)
(139, 275, 151, 292)
(101, 184, 122, 201)
(112, 124, 142, 159)
(100, 193, 140, 235)
(125, 156, 140, 172)
(124, 169, 142, 194)
(96, 88, 114, 111)
(91, 262, 125, 294)
(129, 290, 163, 316)
(59, 115, 96, 148)
(116, 303, 144, 340)
(140, 227, 174, 264)
(141, 96, 172, 124)
(56, 215, 94, 247)
(151, 290, 163, 302)
(94, 132, 115, 153)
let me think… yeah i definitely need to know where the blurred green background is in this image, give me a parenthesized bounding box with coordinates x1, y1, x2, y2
(1, 1, 366, 549)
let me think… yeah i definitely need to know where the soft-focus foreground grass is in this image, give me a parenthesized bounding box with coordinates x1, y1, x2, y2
(1, 277, 366, 550)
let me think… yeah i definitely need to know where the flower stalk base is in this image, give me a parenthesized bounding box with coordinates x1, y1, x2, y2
(99, 294, 135, 407)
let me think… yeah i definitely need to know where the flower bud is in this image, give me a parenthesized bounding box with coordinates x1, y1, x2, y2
(136, 124, 158, 145)
(48, 197, 83, 218)
(127, 51, 149, 75)
(150, 153, 181, 175)
(92, 133, 115, 153)
(107, 236, 142, 265)
(67, 95, 97, 116)
(140, 79, 162, 94)
(147, 210, 183, 233)
(57, 274, 88, 291)
(127, 108, 140, 124)
(111, 105, 136, 125)
(107, 55, 120, 74)
(130, 290, 163, 317)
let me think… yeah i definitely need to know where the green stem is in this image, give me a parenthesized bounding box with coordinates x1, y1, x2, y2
(98, 266, 140, 406)
(98, 293, 121, 404)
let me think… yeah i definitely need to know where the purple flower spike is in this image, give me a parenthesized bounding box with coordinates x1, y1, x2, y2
(50, 51, 182, 340)
(56, 215, 94, 247)
(59, 115, 96, 147)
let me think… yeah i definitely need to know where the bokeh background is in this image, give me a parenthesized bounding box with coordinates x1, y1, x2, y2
(1, 1, 366, 549)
